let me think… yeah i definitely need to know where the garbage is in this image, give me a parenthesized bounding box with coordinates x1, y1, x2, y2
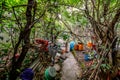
(34, 38, 49, 52)
(84, 54, 90, 61)
(44, 66, 56, 80)
(74, 44, 78, 50)
(70, 41, 75, 51)
(87, 42, 93, 49)
(20, 68, 34, 80)
(78, 43, 84, 51)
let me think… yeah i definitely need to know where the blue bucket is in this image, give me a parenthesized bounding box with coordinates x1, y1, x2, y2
(70, 41, 75, 51)
(84, 54, 90, 61)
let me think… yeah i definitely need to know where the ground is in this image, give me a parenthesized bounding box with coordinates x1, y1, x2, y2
(61, 52, 82, 80)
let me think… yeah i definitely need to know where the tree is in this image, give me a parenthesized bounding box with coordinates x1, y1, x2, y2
(8, 0, 65, 79)
(9, 0, 35, 79)
(0, 0, 119, 79)
(84, 0, 120, 79)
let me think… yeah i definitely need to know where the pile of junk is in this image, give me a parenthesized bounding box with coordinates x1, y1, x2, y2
(19, 38, 67, 80)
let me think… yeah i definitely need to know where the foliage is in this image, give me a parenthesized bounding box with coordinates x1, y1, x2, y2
(0, 0, 120, 79)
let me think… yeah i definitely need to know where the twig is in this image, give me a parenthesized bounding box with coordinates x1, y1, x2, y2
(88, 36, 118, 80)
(84, 0, 103, 41)
(59, 18, 83, 42)
(28, 6, 47, 29)
(12, 7, 22, 30)
(110, 8, 120, 30)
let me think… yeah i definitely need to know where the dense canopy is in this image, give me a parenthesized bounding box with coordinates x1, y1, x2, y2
(0, 0, 120, 80)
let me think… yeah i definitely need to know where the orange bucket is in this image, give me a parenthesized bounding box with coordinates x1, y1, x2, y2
(78, 43, 84, 51)
(87, 42, 93, 48)
(74, 44, 78, 50)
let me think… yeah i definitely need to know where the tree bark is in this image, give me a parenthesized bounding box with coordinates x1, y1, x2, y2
(9, 0, 34, 80)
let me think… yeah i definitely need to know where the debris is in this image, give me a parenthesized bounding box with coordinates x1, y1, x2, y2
(20, 68, 34, 80)
(44, 66, 56, 80)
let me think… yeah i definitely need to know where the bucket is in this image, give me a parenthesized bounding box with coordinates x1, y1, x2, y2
(84, 54, 90, 61)
(70, 41, 75, 51)
(87, 42, 93, 48)
(45, 67, 56, 80)
(78, 43, 84, 51)
(74, 44, 78, 50)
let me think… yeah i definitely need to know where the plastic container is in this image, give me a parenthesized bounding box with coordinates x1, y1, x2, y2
(70, 41, 75, 51)
(45, 67, 56, 80)
(84, 54, 90, 61)
(78, 43, 84, 51)
(74, 44, 78, 50)
(87, 42, 93, 48)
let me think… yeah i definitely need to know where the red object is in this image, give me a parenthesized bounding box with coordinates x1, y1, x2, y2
(35, 38, 49, 52)
(92, 44, 96, 50)
(15, 53, 20, 59)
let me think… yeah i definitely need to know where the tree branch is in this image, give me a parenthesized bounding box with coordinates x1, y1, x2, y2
(12, 7, 22, 30)
(88, 37, 118, 80)
(110, 8, 120, 30)
(60, 18, 83, 42)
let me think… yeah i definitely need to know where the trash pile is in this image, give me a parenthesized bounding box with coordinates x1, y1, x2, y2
(19, 38, 67, 80)
(69, 40, 98, 79)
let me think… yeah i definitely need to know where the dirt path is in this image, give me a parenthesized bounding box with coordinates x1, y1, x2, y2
(61, 52, 81, 80)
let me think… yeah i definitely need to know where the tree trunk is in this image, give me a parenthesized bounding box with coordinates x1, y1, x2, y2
(9, 0, 34, 80)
